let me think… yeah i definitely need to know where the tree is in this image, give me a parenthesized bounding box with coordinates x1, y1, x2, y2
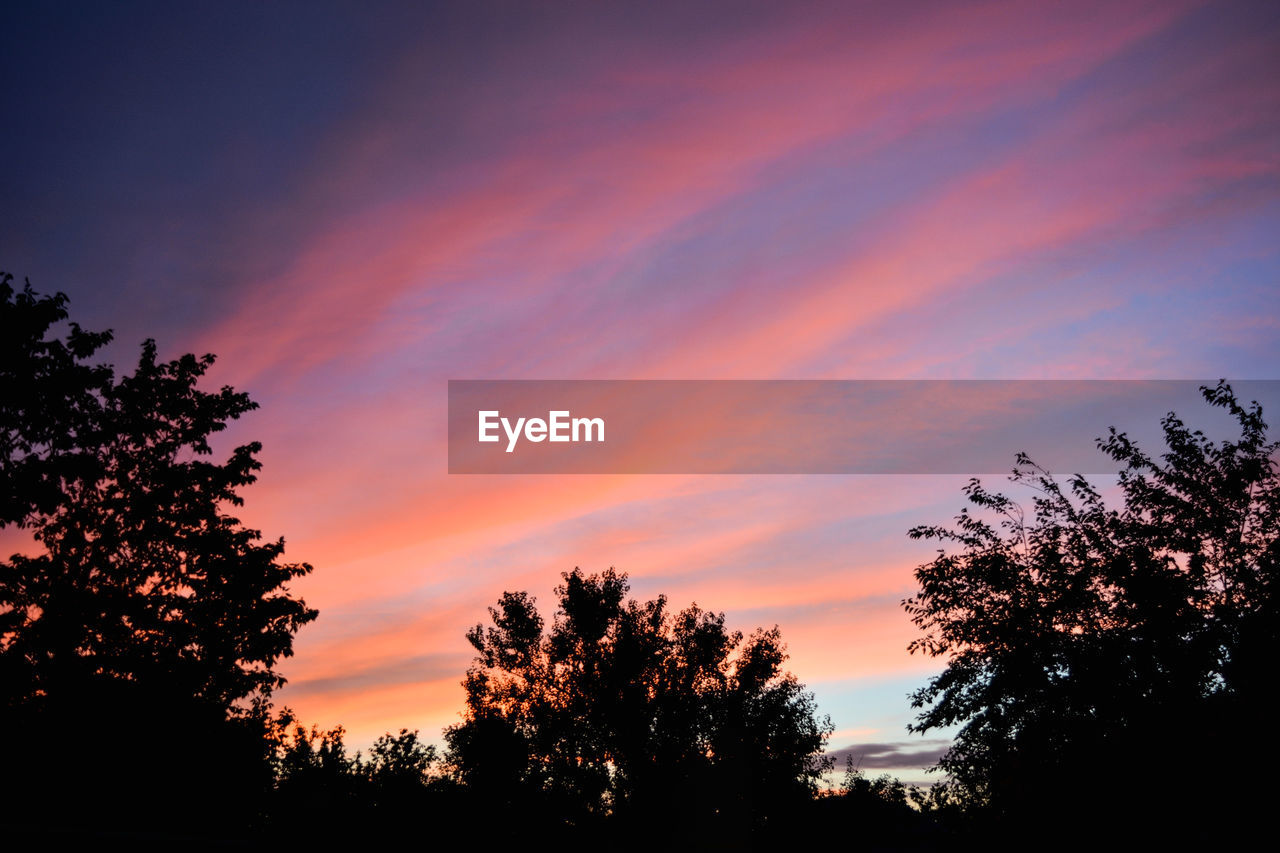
(359, 727, 439, 794)
(267, 710, 450, 841)
(445, 568, 834, 835)
(1, 273, 318, 832)
(902, 382, 1278, 838)
(271, 713, 361, 819)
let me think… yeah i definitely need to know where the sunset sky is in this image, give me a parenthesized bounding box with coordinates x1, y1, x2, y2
(3, 0, 1278, 784)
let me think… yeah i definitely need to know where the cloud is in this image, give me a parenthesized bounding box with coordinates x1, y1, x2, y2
(23, 0, 1275, 751)
(827, 740, 952, 770)
(282, 652, 471, 700)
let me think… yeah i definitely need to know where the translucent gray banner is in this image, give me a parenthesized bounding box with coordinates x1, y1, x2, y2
(447, 380, 1280, 474)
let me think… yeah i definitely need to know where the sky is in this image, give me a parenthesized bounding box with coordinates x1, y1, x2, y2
(2, 0, 1278, 784)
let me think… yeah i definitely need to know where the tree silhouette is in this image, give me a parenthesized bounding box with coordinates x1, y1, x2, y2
(446, 568, 834, 838)
(272, 714, 361, 819)
(1, 273, 317, 834)
(267, 711, 446, 840)
(903, 382, 1278, 841)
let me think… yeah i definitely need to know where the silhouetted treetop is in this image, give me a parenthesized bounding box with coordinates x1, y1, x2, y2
(1, 272, 317, 712)
(902, 381, 1279, 836)
(446, 568, 834, 832)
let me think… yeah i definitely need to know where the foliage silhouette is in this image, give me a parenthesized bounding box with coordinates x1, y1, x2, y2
(446, 567, 834, 840)
(1, 273, 317, 834)
(19, 265, 1271, 845)
(797, 756, 941, 850)
(271, 713, 361, 819)
(903, 382, 1278, 841)
(268, 711, 445, 836)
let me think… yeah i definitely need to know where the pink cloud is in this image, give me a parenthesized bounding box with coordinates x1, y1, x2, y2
(163, 0, 1280, 746)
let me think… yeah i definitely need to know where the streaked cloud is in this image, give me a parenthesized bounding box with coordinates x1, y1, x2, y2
(3, 0, 1276, 751)
(828, 740, 953, 771)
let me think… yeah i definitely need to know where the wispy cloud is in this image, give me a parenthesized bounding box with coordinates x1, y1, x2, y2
(828, 740, 952, 771)
(8, 0, 1277, 748)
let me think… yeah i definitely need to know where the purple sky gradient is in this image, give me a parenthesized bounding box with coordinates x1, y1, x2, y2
(3, 0, 1277, 782)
